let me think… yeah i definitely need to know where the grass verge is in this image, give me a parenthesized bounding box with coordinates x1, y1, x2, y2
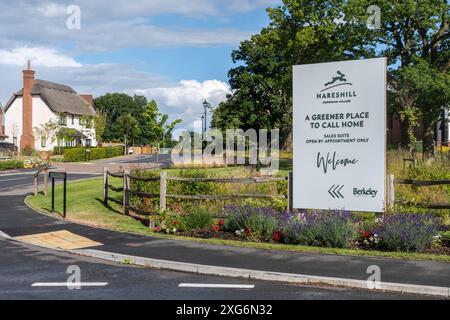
(25, 177, 450, 263)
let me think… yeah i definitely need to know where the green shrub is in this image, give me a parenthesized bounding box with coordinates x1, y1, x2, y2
(185, 208, 213, 230)
(52, 146, 76, 155)
(169, 169, 217, 195)
(63, 148, 85, 162)
(0, 160, 24, 171)
(63, 146, 123, 162)
(283, 211, 358, 248)
(376, 213, 442, 252)
(223, 206, 281, 242)
(21, 145, 33, 156)
(154, 210, 187, 234)
(129, 167, 288, 213)
(395, 163, 450, 216)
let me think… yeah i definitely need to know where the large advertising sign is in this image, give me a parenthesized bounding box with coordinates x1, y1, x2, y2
(293, 58, 386, 212)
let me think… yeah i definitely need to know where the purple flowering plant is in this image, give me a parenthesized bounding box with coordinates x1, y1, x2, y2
(223, 205, 283, 242)
(282, 210, 359, 248)
(375, 213, 443, 252)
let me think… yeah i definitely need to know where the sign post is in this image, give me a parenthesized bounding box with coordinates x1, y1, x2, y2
(50, 171, 67, 218)
(293, 58, 386, 212)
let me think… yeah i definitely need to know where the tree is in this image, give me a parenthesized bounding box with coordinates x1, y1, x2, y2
(162, 118, 183, 148)
(92, 111, 107, 146)
(115, 113, 141, 151)
(136, 99, 182, 146)
(396, 58, 450, 154)
(213, 0, 373, 149)
(345, 0, 449, 153)
(93, 93, 147, 142)
(139, 100, 164, 145)
(93, 94, 181, 147)
(214, 0, 449, 154)
(33, 119, 60, 151)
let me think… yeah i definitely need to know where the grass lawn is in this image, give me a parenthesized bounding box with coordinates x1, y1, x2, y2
(25, 175, 450, 262)
(27, 177, 152, 235)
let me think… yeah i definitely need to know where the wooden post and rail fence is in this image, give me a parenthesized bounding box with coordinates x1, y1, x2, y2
(103, 167, 293, 227)
(386, 174, 450, 210)
(103, 167, 449, 225)
(31, 166, 448, 220)
(33, 165, 50, 196)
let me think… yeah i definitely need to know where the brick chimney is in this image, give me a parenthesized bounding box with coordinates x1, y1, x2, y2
(20, 60, 35, 152)
(80, 94, 93, 106)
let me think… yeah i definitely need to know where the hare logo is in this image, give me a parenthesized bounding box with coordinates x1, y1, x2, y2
(317, 71, 357, 102)
(321, 71, 352, 92)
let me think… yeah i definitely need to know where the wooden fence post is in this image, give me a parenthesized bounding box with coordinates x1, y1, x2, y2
(123, 169, 130, 215)
(387, 174, 395, 210)
(160, 171, 167, 211)
(103, 167, 108, 206)
(34, 175, 38, 196)
(43, 168, 49, 197)
(287, 171, 293, 212)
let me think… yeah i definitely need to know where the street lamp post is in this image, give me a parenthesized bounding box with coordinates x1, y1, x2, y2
(203, 99, 211, 135)
(201, 114, 205, 140)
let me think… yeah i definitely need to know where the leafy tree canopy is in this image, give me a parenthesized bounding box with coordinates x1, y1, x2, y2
(213, 0, 449, 152)
(93, 93, 182, 146)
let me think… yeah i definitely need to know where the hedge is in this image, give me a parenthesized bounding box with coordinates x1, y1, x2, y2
(0, 160, 24, 171)
(52, 146, 77, 155)
(63, 146, 123, 162)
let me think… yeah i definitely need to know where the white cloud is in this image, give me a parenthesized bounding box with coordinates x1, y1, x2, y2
(135, 79, 231, 129)
(0, 47, 82, 68)
(35, 0, 278, 19)
(226, 0, 280, 13)
(0, 0, 276, 52)
(37, 3, 68, 18)
(0, 59, 170, 105)
(0, 52, 229, 135)
(69, 24, 251, 52)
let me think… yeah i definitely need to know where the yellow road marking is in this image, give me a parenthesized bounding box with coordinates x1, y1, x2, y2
(14, 230, 103, 250)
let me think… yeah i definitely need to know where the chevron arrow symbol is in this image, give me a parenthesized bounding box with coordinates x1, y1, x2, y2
(328, 185, 344, 198)
(328, 185, 336, 198)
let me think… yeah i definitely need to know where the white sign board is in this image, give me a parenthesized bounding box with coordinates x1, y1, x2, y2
(293, 58, 386, 212)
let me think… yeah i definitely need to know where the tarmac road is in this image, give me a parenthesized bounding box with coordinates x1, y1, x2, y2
(0, 169, 445, 300)
(0, 238, 432, 300)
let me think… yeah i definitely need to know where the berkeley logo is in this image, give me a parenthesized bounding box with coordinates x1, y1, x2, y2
(353, 187, 378, 198)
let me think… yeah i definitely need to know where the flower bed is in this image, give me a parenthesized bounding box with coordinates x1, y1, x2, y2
(24, 159, 48, 169)
(151, 205, 448, 254)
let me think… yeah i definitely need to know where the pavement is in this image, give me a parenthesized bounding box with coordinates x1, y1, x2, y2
(1, 192, 449, 286)
(50, 153, 172, 174)
(0, 160, 450, 298)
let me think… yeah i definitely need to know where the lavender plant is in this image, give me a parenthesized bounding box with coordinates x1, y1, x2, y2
(376, 213, 442, 252)
(223, 205, 282, 242)
(282, 210, 358, 248)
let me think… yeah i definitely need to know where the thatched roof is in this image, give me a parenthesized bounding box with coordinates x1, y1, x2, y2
(4, 79, 96, 116)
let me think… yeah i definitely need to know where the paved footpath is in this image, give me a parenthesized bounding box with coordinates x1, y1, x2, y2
(1, 193, 449, 291)
(50, 154, 171, 174)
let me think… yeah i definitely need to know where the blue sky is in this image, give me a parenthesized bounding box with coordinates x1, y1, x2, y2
(0, 0, 281, 131)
